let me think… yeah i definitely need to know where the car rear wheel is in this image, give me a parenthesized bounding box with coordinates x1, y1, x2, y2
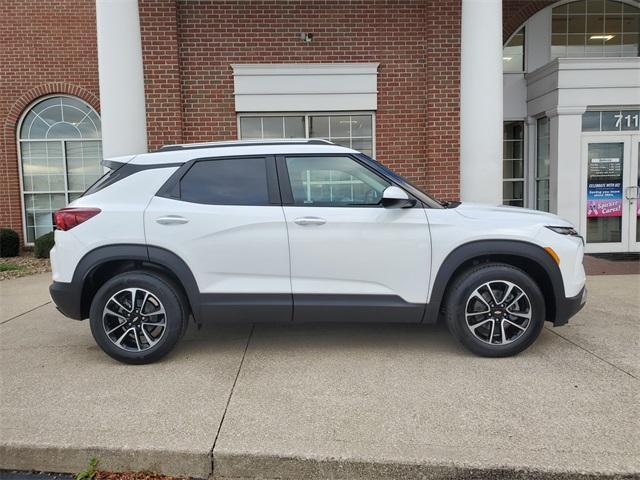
(445, 263, 546, 357)
(89, 270, 187, 364)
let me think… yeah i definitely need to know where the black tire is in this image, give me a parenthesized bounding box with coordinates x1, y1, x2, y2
(445, 263, 546, 357)
(89, 270, 188, 364)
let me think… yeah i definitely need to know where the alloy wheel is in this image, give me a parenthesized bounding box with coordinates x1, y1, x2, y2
(102, 288, 167, 352)
(464, 280, 532, 345)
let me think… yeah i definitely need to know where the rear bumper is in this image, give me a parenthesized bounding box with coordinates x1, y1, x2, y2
(554, 286, 587, 326)
(49, 281, 84, 320)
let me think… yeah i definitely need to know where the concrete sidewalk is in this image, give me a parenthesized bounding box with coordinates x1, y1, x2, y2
(1, 274, 638, 479)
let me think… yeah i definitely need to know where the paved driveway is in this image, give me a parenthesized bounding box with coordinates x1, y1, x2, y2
(1, 273, 638, 479)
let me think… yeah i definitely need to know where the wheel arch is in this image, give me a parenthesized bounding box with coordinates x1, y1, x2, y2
(73, 244, 201, 321)
(426, 240, 565, 324)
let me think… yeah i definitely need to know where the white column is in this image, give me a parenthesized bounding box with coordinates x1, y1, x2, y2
(547, 107, 586, 228)
(96, 0, 148, 158)
(460, 0, 503, 204)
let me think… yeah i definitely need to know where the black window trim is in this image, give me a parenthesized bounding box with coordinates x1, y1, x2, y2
(275, 153, 421, 208)
(156, 154, 281, 206)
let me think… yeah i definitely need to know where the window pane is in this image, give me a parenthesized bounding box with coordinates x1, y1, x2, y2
(66, 141, 104, 192)
(284, 116, 305, 138)
(351, 116, 372, 136)
(569, 1, 587, 14)
(309, 116, 329, 138)
(262, 116, 284, 138)
(536, 117, 550, 212)
(502, 121, 525, 207)
(285, 156, 389, 206)
(329, 116, 351, 137)
(179, 158, 269, 205)
(586, 0, 605, 14)
(503, 28, 525, 72)
(239, 117, 261, 139)
(503, 181, 524, 207)
(582, 111, 601, 131)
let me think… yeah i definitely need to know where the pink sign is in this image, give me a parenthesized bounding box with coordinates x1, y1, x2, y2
(587, 199, 622, 218)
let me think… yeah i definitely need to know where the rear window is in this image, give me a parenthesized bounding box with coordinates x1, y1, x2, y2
(82, 162, 125, 197)
(179, 157, 269, 205)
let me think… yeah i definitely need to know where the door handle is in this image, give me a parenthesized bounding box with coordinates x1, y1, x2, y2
(155, 215, 189, 225)
(294, 216, 326, 226)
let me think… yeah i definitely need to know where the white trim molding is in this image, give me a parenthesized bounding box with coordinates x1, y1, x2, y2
(231, 63, 380, 112)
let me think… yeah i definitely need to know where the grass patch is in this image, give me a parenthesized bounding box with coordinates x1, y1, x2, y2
(0, 262, 23, 272)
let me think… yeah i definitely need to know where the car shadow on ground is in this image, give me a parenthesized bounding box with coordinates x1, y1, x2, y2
(171, 320, 559, 362)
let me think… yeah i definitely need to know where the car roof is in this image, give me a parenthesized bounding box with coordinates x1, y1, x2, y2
(124, 139, 359, 166)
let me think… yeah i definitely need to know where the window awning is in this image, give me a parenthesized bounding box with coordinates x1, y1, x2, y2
(231, 63, 379, 112)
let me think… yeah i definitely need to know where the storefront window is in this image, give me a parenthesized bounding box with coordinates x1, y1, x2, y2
(536, 117, 551, 212)
(551, 0, 640, 58)
(503, 27, 525, 72)
(503, 121, 525, 207)
(19, 96, 102, 243)
(239, 113, 374, 156)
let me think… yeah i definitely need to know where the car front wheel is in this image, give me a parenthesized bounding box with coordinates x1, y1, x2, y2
(445, 263, 546, 357)
(89, 270, 187, 364)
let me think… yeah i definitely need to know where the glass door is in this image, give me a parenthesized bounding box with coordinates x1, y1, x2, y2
(581, 135, 639, 253)
(629, 137, 640, 252)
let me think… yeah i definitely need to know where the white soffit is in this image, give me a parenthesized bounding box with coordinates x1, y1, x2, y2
(231, 63, 379, 112)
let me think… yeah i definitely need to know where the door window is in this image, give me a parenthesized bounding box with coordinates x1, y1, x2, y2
(284, 156, 390, 206)
(179, 157, 269, 205)
(586, 143, 624, 243)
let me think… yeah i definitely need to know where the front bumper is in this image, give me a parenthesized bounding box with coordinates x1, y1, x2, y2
(554, 286, 587, 326)
(49, 281, 84, 320)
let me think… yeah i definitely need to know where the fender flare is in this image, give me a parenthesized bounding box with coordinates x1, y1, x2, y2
(72, 244, 202, 321)
(425, 239, 565, 323)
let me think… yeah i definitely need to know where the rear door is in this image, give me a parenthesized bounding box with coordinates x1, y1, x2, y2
(277, 154, 431, 323)
(144, 155, 291, 321)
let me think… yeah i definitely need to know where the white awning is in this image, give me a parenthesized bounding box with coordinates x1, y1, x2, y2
(231, 63, 379, 112)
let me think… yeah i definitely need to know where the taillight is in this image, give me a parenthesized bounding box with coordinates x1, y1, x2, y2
(52, 207, 101, 231)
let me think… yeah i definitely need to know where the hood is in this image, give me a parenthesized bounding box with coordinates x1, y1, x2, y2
(453, 203, 572, 226)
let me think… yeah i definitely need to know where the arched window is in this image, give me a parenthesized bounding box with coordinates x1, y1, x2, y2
(18, 96, 103, 243)
(551, 0, 639, 58)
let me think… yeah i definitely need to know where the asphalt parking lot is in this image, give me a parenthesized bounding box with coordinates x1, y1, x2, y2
(1, 273, 638, 479)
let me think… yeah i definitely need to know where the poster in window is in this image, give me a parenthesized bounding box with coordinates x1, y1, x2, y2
(586, 158, 622, 218)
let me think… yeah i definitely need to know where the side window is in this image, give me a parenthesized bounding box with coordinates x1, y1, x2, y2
(180, 157, 269, 205)
(285, 156, 390, 206)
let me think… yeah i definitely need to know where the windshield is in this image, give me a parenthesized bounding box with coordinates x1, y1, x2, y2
(357, 154, 444, 208)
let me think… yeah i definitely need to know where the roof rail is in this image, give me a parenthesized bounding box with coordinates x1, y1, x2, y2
(156, 138, 335, 152)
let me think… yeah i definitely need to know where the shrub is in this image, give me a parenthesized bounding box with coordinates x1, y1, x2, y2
(34, 231, 55, 259)
(0, 228, 20, 257)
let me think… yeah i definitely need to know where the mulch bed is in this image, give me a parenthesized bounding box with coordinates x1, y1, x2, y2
(0, 252, 51, 281)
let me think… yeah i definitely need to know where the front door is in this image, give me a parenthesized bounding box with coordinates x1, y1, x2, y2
(581, 135, 640, 253)
(277, 154, 431, 323)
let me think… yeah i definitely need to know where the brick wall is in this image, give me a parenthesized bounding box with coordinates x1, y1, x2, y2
(139, 0, 462, 200)
(0, 0, 99, 244)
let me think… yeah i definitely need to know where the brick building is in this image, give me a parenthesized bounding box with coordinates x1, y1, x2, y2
(1, 0, 638, 253)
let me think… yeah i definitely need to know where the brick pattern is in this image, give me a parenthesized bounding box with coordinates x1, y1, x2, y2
(139, 0, 184, 149)
(0, 0, 99, 245)
(139, 0, 462, 200)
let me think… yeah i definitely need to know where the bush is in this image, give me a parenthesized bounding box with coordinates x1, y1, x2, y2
(0, 228, 20, 257)
(34, 231, 55, 259)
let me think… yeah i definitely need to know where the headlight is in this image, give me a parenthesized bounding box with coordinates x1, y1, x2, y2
(546, 226, 579, 236)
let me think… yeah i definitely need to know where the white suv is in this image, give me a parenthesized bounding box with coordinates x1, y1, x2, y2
(49, 140, 586, 364)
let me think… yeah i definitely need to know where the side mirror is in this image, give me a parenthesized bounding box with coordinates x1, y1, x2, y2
(381, 186, 416, 209)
